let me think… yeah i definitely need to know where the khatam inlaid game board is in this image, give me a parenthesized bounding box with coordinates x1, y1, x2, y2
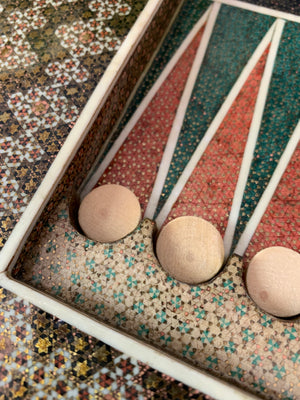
(1, 0, 299, 399)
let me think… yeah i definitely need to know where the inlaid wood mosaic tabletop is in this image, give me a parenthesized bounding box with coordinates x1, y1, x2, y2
(0, 0, 299, 399)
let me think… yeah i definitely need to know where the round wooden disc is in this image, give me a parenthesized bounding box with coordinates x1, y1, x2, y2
(246, 246, 300, 318)
(78, 184, 141, 243)
(156, 216, 224, 284)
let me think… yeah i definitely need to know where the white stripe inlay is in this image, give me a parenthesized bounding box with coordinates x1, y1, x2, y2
(80, 6, 212, 199)
(234, 119, 300, 256)
(144, 2, 221, 219)
(223, 18, 285, 258)
(155, 20, 276, 230)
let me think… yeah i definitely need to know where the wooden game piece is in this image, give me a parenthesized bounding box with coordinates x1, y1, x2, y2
(246, 246, 300, 318)
(156, 216, 224, 284)
(78, 184, 141, 243)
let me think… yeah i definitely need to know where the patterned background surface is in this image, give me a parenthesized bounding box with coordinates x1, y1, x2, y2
(0, 0, 147, 247)
(0, 0, 299, 399)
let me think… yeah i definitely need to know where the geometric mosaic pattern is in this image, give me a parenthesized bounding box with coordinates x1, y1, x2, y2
(12, 1, 300, 397)
(0, 287, 212, 399)
(14, 200, 300, 399)
(1, 1, 299, 400)
(98, 27, 206, 213)
(1, 0, 216, 398)
(0, 167, 27, 216)
(0, 0, 149, 246)
(98, 31, 268, 238)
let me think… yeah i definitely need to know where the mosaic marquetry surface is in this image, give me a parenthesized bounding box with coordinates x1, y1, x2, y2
(1, 0, 300, 399)
(0, 287, 212, 400)
(0, 0, 148, 248)
(11, 1, 300, 399)
(0, 0, 211, 398)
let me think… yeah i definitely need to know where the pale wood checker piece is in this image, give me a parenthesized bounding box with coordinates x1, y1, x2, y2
(156, 216, 224, 284)
(78, 184, 141, 243)
(246, 246, 300, 318)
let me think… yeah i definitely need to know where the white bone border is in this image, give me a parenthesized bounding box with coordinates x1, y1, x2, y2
(0, 1, 299, 399)
(0, 0, 168, 274)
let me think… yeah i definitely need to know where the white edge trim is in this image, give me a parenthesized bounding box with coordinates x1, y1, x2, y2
(0, 3, 292, 398)
(234, 119, 300, 256)
(216, 0, 300, 23)
(0, 272, 259, 400)
(144, 2, 220, 220)
(81, 6, 212, 200)
(78, 0, 190, 198)
(155, 19, 276, 230)
(223, 18, 285, 258)
(0, 0, 167, 273)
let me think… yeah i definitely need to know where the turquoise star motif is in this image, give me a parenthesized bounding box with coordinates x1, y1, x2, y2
(106, 268, 116, 279)
(160, 334, 171, 345)
(65, 231, 76, 241)
(183, 345, 195, 357)
(114, 292, 124, 303)
(220, 317, 230, 328)
(236, 304, 247, 316)
(206, 356, 218, 368)
(166, 276, 177, 287)
(250, 354, 262, 365)
(179, 322, 190, 333)
(191, 286, 201, 297)
(138, 324, 149, 337)
(135, 243, 145, 252)
(50, 263, 61, 273)
(242, 329, 255, 342)
(75, 294, 84, 304)
(86, 259, 95, 270)
(284, 327, 297, 340)
(273, 365, 286, 379)
(201, 330, 213, 344)
(230, 366, 244, 380)
(267, 339, 279, 351)
(127, 276, 137, 288)
(252, 378, 265, 392)
(51, 285, 62, 295)
(171, 296, 181, 309)
(125, 256, 135, 267)
(224, 341, 235, 353)
(212, 295, 224, 306)
(58, 209, 68, 219)
(46, 222, 55, 232)
(67, 251, 76, 261)
(133, 302, 144, 314)
(46, 240, 57, 253)
(32, 273, 42, 284)
(34, 254, 42, 263)
(104, 248, 113, 258)
(261, 314, 272, 327)
(115, 313, 126, 325)
(91, 283, 102, 293)
(95, 304, 104, 315)
(71, 273, 80, 284)
(194, 308, 205, 319)
(146, 266, 156, 276)
(156, 311, 167, 323)
(223, 279, 234, 290)
(149, 287, 160, 299)
(84, 239, 95, 249)
(291, 352, 299, 363)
